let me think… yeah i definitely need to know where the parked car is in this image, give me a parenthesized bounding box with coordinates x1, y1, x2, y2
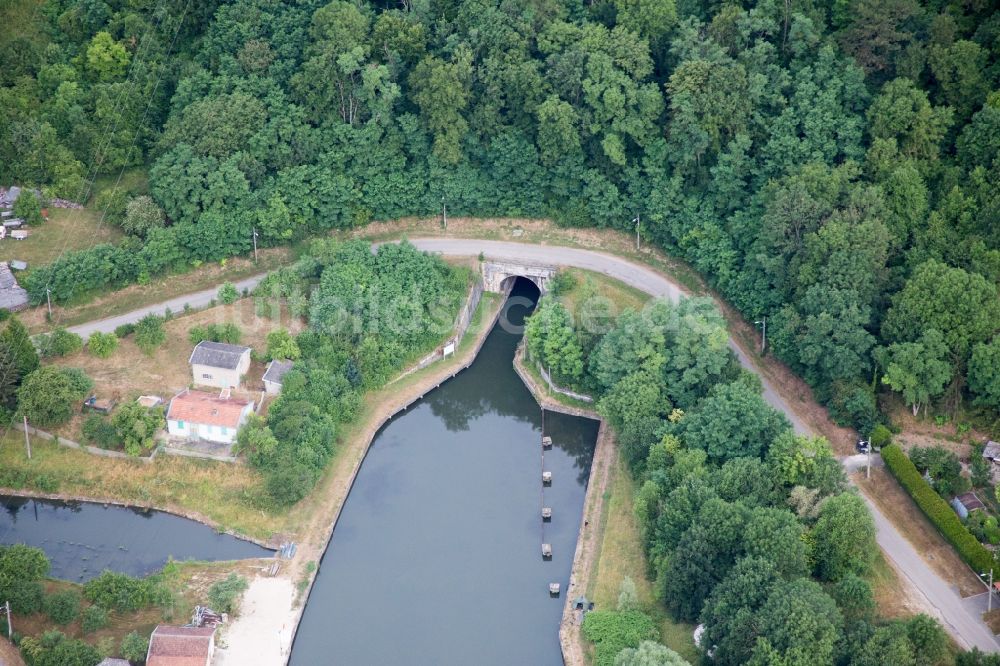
(856, 439, 871, 453)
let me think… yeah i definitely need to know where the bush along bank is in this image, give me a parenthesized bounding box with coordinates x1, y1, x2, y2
(236, 239, 469, 508)
(882, 444, 996, 577)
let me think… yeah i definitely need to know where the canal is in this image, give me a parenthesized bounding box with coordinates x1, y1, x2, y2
(0, 495, 272, 581)
(290, 278, 599, 665)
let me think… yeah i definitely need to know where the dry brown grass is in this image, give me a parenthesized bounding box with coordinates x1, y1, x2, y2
(46, 298, 304, 441)
(854, 468, 983, 597)
(0, 432, 288, 540)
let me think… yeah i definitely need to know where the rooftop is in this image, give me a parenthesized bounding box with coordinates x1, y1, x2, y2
(97, 659, 132, 666)
(956, 491, 985, 512)
(0, 262, 29, 311)
(166, 390, 252, 428)
(263, 359, 293, 385)
(147, 625, 215, 666)
(983, 441, 1000, 460)
(188, 340, 251, 370)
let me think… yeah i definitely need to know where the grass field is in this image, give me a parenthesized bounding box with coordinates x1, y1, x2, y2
(0, 208, 123, 269)
(587, 455, 700, 663)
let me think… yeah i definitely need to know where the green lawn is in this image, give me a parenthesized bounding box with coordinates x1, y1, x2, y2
(0, 208, 123, 268)
(588, 455, 700, 664)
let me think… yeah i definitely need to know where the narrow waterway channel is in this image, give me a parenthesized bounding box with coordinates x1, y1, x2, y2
(0, 495, 271, 581)
(290, 278, 598, 665)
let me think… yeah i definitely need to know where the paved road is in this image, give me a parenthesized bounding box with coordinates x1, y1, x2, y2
(408, 238, 1000, 653)
(61, 236, 999, 652)
(66, 273, 268, 340)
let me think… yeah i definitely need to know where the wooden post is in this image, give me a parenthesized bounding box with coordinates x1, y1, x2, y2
(23, 415, 30, 459)
(5, 600, 11, 638)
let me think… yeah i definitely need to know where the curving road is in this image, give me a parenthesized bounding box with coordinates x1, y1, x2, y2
(63, 236, 999, 652)
(408, 238, 1000, 653)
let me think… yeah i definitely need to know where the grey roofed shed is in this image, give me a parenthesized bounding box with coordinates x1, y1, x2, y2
(983, 441, 1000, 463)
(0, 262, 29, 311)
(263, 359, 293, 385)
(188, 340, 252, 369)
(97, 659, 132, 666)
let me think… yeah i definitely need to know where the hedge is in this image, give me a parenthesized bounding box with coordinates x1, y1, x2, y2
(881, 444, 996, 575)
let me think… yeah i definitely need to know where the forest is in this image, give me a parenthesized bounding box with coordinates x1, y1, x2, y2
(3, 0, 999, 431)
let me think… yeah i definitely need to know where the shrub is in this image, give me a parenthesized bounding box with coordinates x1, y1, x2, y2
(2, 580, 44, 615)
(549, 270, 578, 296)
(17, 366, 91, 427)
(80, 605, 108, 634)
(111, 402, 165, 456)
(83, 571, 153, 612)
(218, 282, 239, 305)
(207, 573, 248, 613)
(114, 323, 135, 338)
(122, 195, 165, 238)
(582, 610, 659, 666)
(37, 328, 83, 358)
(13, 190, 43, 226)
(82, 414, 120, 449)
(882, 444, 996, 575)
(18, 630, 102, 666)
(189, 323, 242, 345)
(43, 590, 80, 625)
(87, 331, 118, 358)
(266, 329, 300, 361)
(120, 631, 149, 662)
(870, 424, 892, 449)
(134, 314, 166, 355)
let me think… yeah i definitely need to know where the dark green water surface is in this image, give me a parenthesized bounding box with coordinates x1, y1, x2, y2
(290, 280, 598, 665)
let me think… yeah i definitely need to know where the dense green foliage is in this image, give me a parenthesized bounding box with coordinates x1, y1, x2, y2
(19, 631, 101, 666)
(120, 631, 149, 662)
(17, 366, 92, 427)
(5, 0, 998, 427)
(882, 444, 996, 575)
(583, 610, 659, 666)
(86, 331, 118, 358)
(0, 544, 49, 615)
(82, 570, 155, 612)
(43, 590, 80, 626)
(133, 313, 166, 354)
(238, 240, 466, 506)
(36, 327, 83, 358)
(207, 573, 248, 613)
(188, 322, 242, 345)
(111, 402, 166, 456)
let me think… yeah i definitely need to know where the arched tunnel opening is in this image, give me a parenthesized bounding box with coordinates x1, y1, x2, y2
(500, 276, 542, 332)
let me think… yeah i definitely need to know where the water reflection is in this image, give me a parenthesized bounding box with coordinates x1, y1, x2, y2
(290, 278, 599, 665)
(0, 496, 271, 580)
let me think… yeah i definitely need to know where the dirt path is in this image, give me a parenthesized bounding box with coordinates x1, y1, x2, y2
(0, 636, 24, 666)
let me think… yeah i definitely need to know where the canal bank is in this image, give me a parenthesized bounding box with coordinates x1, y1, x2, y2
(512, 338, 615, 666)
(287, 278, 599, 665)
(214, 286, 509, 665)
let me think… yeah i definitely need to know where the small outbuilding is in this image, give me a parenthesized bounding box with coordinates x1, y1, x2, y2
(262, 359, 293, 395)
(952, 492, 986, 521)
(166, 389, 254, 445)
(0, 262, 28, 312)
(97, 659, 132, 666)
(983, 441, 1000, 464)
(189, 340, 252, 389)
(0, 186, 21, 208)
(146, 625, 215, 666)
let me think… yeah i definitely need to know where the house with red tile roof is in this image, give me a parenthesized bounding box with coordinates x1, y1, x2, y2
(165, 389, 254, 445)
(146, 625, 215, 666)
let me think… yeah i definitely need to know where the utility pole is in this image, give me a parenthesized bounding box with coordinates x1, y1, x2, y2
(754, 316, 767, 354)
(860, 439, 871, 480)
(983, 570, 994, 612)
(442, 198, 447, 230)
(45, 288, 52, 318)
(4, 600, 10, 639)
(252, 227, 259, 263)
(23, 415, 30, 460)
(633, 215, 640, 251)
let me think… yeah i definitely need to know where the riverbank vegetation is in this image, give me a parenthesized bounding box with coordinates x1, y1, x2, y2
(524, 293, 957, 664)
(5, 0, 1000, 437)
(0, 542, 258, 665)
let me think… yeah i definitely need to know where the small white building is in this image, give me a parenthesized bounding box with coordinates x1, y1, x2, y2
(262, 359, 293, 395)
(165, 389, 253, 444)
(189, 341, 251, 389)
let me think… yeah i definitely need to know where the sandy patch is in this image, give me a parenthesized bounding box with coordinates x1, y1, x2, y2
(213, 576, 296, 666)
